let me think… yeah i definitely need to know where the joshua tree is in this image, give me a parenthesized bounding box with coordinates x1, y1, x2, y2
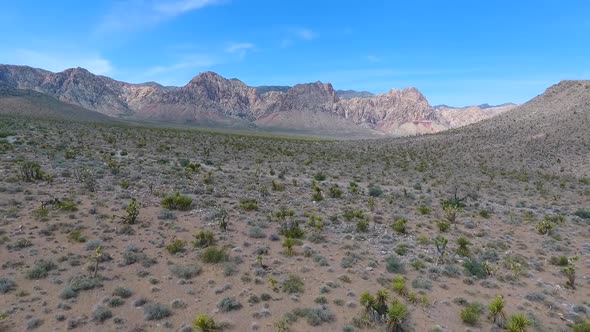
(124, 198, 140, 224)
(562, 256, 579, 289)
(434, 235, 448, 264)
(93, 246, 103, 278)
(216, 207, 229, 232)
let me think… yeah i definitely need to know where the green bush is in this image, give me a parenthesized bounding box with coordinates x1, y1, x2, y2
(463, 259, 487, 279)
(282, 274, 305, 294)
(143, 303, 171, 321)
(165, 239, 186, 254)
(217, 297, 243, 312)
(170, 264, 201, 279)
(26, 260, 57, 279)
(161, 192, 193, 211)
(201, 247, 228, 263)
(112, 287, 133, 298)
(240, 198, 259, 211)
(313, 172, 326, 181)
(506, 313, 532, 332)
(193, 315, 217, 332)
(368, 184, 383, 197)
(575, 209, 590, 219)
(392, 218, 407, 233)
(460, 304, 482, 325)
(385, 255, 405, 273)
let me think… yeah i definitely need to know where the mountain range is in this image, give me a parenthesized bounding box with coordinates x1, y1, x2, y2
(0, 64, 515, 136)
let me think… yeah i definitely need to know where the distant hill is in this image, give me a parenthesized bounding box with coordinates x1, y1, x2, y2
(335, 90, 375, 99)
(0, 85, 114, 123)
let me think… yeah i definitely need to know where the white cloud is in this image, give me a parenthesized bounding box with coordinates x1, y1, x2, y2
(293, 27, 317, 41)
(99, 0, 224, 32)
(364, 55, 381, 63)
(225, 42, 255, 55)
(1, 49, 113, 75)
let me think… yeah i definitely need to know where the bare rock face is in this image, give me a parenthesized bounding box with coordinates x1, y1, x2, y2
(0, 64, 462, 135)
(435, 104, 517, 128)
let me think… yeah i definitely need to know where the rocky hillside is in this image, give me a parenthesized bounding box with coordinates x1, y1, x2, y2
(0, 85, 114, 123)
(435, 103, 517, 128)
(0, 64, 506, 135)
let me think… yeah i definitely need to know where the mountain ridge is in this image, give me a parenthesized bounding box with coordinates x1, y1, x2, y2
(0, 64, 513, 136)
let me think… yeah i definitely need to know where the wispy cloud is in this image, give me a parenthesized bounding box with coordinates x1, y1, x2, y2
(98, 0, 225, 32)
(280, 27, 318, 48)
(225, 42, 255, 56)
(0, 49, 113, 75)
(144, 54, 218, 77)
(364, 55, 381, 63)
(293, 27, 318, 41)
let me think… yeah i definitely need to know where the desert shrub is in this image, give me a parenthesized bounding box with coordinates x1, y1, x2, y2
(356, 219, 369, 232)
(112, 287, 133, 298)
(278, 221, 305, 238)
(201, 247, 228, 263)
(437, 220, 451, 232)
(106, 297, 125, 307)
(461, 303, 482, 325)
(223, 262, 238, 276)
(417, 205, 431, 215)
(193, 314, 217, 332)
(240, 198, 259, 211)
(464, 259, 487, 279)
(575, 209, 590, 219)
(59, 287, 77, 299)
(161, 192, 192, 211)
(282, 274, 305, 294)
(170, 264, 201, 279)
(248, 226, 266, 239)
(85, 240, 103, 251)
(395, 244, 409, 256)
(69, 275, 102, 292)
(217, 297, 243, 312)
(535, 220, 555, 235)
(368, 184, 383, 197)
(143, 303, 171, 321)
(392, 218, 407, 233)
(0, 277, 16, 294)
(93, 306, 113, 323)
(313, 172, 326, 181)
(165, 239, 186, 254)
(287, 305, 336, 326)
(479, 210, 491, 218)
(272, 180, 285, 191)
(549, 256, 570, 266)
(386, 255, 405, 273)
(68, 230, 87, 243)
(26, 260, 57, 279)
(573, 321, 590, 332)
(328, 185, 343, 198)
(16, 161, 45, 182)
(56, 199, 78, 212)
(193, 230, 215, 248)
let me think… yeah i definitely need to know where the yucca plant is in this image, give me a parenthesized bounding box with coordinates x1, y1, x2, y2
(193, 314, 216, 332)
(391, 276, 407, 296)
(375, 289, 389, 319)
(506, 313, 532, 332)
(456, 236, 471, 257)
(488, 295, 506, 327)
(360, 291, 377, 320)
(562, 256, 578, 289)
(282, 237, 295, 256)
(386, 299, 408, 332)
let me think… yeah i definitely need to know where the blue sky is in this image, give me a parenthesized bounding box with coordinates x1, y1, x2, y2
(1, 0, 589, 106)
